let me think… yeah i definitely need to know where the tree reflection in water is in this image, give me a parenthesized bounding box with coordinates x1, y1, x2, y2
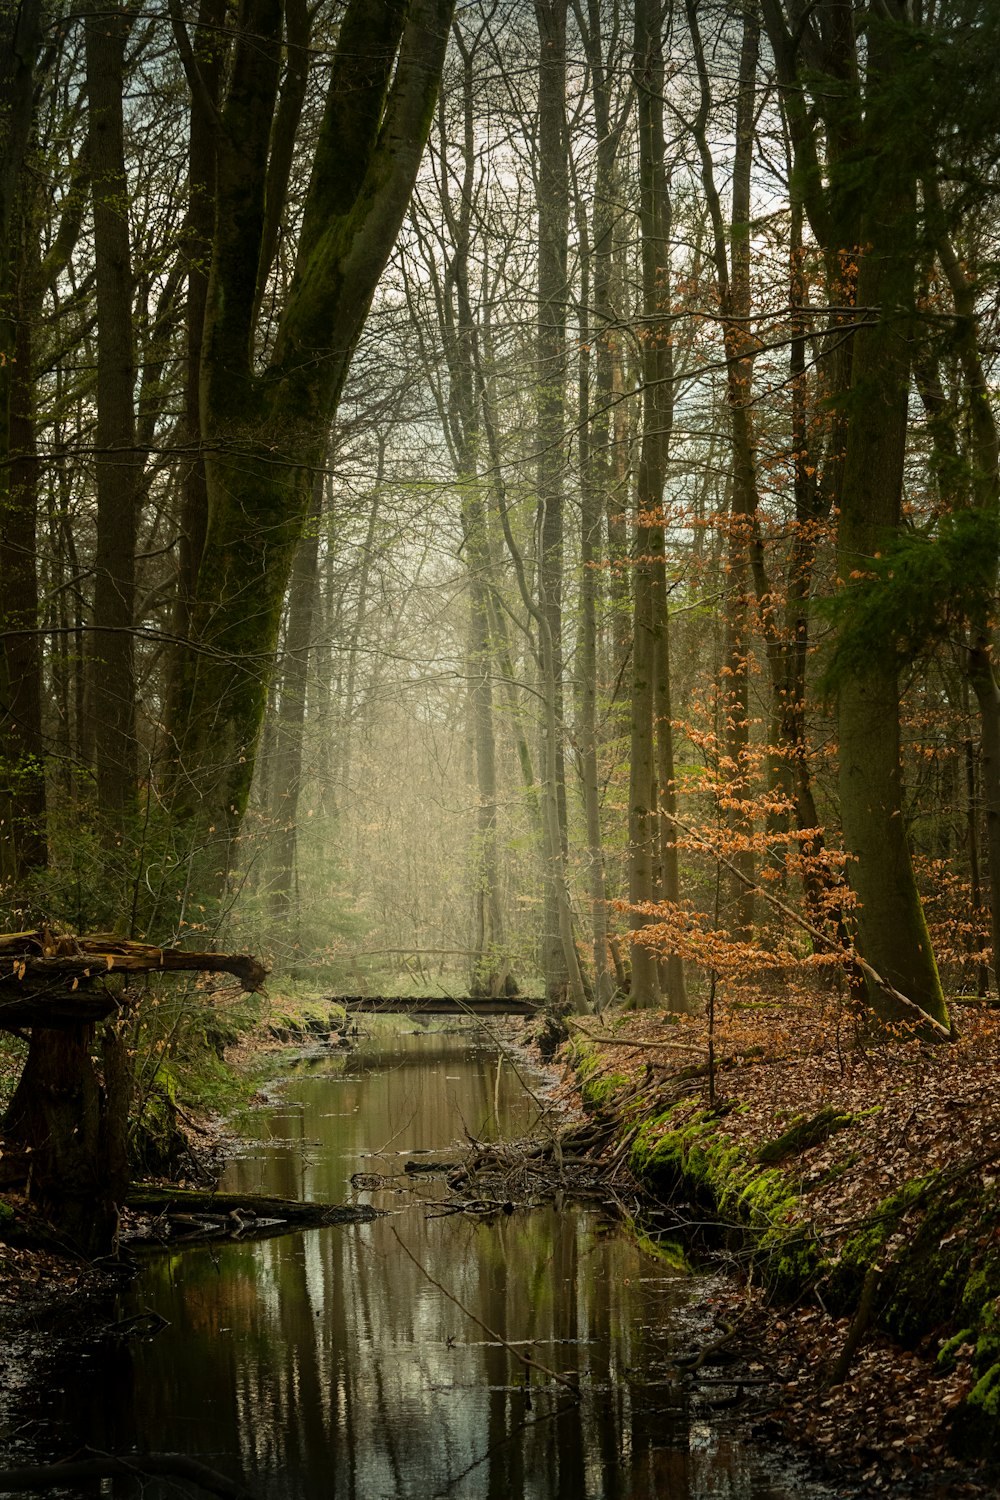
(31, 1025, 836, 1499)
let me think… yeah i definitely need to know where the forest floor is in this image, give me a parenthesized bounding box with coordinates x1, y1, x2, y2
(529, 994, 1000, 1497)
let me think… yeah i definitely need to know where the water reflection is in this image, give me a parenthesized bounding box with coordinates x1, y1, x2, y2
(8, 1023, 836, 1499)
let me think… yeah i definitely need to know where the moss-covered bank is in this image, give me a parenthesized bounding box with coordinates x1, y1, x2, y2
(566, 1032, 1000, 1466)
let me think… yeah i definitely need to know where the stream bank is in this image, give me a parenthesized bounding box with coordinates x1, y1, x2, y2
(0, 1014, 846, 1500)
(547, 1001, 1000, 1495)
(1, 996, 997, 1496)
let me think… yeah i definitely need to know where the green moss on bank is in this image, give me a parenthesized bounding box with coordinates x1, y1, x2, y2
(566, 1036, 642, 1117)
(570, 1055, 1000, 1466)
(756, 1105, 857, 1164)
(629, 1103, 819, 1297)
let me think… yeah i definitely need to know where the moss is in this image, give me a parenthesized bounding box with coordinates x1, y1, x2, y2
(564, 1032, 1000, 1466)
(757, 1106, 857, 1164)
(0, 1199, 14, 1228)
(131, 1068, 189, 1176)
(562, 1037, 636, 1115)
(629, 1105, 820, 1295)
(967, 1362, 1000, 1417)
(266, 996, 345, 1038)
(952, 1363, 1000, 1462)
(580, 1070, 630, 1110)
(971, 1298, 1000, 1371)
(824, 1172, 937, 1327)
(936, 1328, 973, 1371)
(961, 1250, 1000, 1324)
(631, 1228, 692, 1273)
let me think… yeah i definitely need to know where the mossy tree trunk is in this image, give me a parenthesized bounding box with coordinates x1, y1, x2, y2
(628, 0, 688, 1010)
(835, 27, 947, 1032)
(0, 0, 47, 887)
(165, 0, 454, 902)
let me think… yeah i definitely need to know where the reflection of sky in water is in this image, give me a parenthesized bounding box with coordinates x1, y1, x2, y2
(10, 1025, 839, 1499)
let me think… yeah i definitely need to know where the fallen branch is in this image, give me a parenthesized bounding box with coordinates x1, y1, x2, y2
(125, 1186, 380, 1242)
(0, 1447, 258, 1498)
(568, 1022, 704, 1054)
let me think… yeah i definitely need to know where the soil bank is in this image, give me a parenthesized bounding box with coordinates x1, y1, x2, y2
(545, 1000, 1000, 1495)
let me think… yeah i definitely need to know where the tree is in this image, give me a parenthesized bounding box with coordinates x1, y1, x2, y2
(763, 0, 950, 1032)
(0, 0, 47, 885)
(629, 0, 686, 1008)
(165, 0, 455, 905)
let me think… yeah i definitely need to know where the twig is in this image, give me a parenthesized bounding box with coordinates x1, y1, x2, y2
(828, 1264, 882, 1386)
(674, 1319, 739, 1374)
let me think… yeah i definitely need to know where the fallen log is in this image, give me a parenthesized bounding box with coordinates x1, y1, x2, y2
(341, 996, 543, 1016)
(124, 1186, 382, 1243)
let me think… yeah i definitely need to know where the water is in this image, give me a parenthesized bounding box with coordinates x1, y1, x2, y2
(1, 1020, 840, 1499)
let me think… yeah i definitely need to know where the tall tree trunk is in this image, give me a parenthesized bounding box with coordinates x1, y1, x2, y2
(268, 483, 322, 925)
(629, 0, 686, 1008)
(969, 646, 1000, 994)
(573, 0, 621, 1009)
(166, 0, 454, 907)
(0, 233, 46, 882)
(923, 176, 1000, 991)
(419, 30, 516, 997)
(687, 0, 760, 941)
(340, 473, 381, 811)
(167, 0, 227, 725)
(466, 525, 510, 997)
(533, 0, 578, 1005)
(836, 33, 947, 1031)
(0, 0, 46, 885)
(86, 0, 140, 827)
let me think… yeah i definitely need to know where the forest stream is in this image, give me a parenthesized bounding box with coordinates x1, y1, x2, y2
(0, 1020, 850, 1499)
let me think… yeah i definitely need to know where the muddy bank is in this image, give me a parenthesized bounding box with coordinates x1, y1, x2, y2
(543, 1003, 1000, 1493)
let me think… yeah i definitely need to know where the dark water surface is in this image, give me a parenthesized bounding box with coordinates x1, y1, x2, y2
(4, 1021, 842, 1499)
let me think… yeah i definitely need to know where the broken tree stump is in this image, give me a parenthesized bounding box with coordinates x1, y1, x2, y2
(0, 930, 268, 1257)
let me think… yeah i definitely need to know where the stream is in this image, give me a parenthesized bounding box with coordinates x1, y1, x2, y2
(2, 1019, 845, 1499)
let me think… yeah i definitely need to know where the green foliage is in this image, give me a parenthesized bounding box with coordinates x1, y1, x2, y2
(129, 979, 270, 1151)
(821, 505, 999, 688)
